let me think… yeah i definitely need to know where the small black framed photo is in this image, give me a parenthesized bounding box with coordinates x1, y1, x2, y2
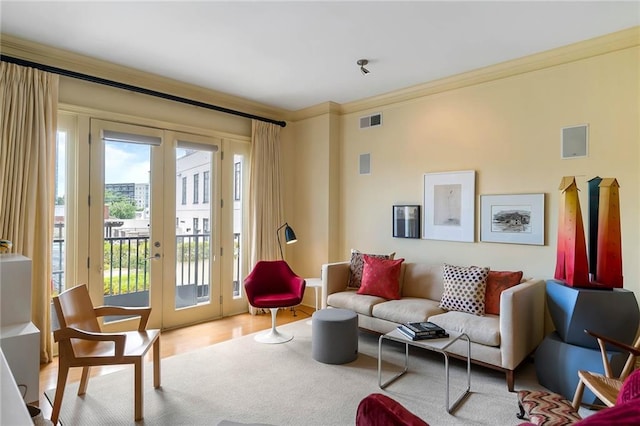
(393, 205, 421, 238)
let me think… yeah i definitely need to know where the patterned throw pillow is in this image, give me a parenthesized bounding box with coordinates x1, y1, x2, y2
(356, 255, 405, 300)
(439, 264, 489, 316)
(484, 270, 523, 315)
(347, 249, 395, 289)
(617, 369, 640, 405)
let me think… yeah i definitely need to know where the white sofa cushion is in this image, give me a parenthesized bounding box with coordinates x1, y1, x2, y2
(327, 290, 385, 316)
(428, 311, 501, 347)
(371, 298, 446, 324)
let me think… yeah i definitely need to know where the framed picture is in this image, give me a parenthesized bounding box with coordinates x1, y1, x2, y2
(393, 205, 420, 238)
(480, 193, 545, 245)
(423, 170, 475, 242)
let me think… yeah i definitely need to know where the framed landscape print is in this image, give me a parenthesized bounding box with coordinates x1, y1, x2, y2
(480, 193, 545, 245)
(423, 170, 475, 242)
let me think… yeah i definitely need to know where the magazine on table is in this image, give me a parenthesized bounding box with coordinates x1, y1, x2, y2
(397, 325, 449, 340)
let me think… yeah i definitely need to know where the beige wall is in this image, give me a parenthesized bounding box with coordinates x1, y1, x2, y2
(2, 30, 638, 308)
(290, 45, 639, 297)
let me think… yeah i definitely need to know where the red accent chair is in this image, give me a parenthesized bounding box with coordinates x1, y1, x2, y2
(244, 260, 306, 344)
(356, 393, 429, 426)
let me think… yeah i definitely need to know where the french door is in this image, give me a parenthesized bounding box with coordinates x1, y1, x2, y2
(88, 119, 240, 330)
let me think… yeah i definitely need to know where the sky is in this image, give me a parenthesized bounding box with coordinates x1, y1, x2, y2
(56, 132, 188, 199)
(105, 141, 151, 184)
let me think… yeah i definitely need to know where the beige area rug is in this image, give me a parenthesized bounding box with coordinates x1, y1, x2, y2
(46, 320, 553, 425)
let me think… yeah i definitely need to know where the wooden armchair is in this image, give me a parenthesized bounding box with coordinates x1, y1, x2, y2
(50, 284, 161, 424)
(572, 329, 640, 409)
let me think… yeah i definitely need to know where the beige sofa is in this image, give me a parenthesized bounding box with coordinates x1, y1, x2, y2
(321, 261, 546, 391)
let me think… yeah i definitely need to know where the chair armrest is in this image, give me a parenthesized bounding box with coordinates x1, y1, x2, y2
(321, 261, 350, 308)
(585, 329, 640, 356)
(53, 326, 126, 358)
(94, 305, 151, 331)
(499, 279, 546, 370)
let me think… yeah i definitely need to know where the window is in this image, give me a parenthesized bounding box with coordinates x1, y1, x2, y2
(193, 218, 199, 234)
(53, 128, 68, 296)
(181, 177, 187, 205)
(203, 218, 209, 233)
(234, 161, 241, 201)
(193, 173, 199, 204)
(203, 171, 209, 204)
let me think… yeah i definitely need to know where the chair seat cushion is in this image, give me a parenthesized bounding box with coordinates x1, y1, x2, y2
(251, 293, 302, 308)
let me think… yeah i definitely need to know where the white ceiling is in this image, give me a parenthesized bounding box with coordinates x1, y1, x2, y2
(1, 1, 639, 111)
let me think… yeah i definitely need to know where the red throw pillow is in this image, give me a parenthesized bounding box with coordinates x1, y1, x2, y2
(357, 255, 404, 300)
(484, 270, 523, 315)
(617, 368, 640, 404)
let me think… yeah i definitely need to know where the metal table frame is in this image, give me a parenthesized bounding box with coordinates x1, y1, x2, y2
(378, 328, 471, 413)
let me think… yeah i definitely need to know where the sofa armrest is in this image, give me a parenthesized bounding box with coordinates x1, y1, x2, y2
(499, 279, 546, 370)
(321, 261, 350, 309)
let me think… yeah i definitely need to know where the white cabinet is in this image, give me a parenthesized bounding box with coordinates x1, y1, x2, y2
(0, 254, 40, 404)
(1, 348, 32, 425)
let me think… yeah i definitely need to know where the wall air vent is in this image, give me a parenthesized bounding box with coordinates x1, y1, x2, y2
(359, 112, 382, 129)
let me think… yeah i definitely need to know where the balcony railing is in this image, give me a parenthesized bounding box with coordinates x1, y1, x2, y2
(52, 231, 240, 305)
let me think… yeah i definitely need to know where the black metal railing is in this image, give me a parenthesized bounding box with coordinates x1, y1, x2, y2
(52, 228, 244, 308)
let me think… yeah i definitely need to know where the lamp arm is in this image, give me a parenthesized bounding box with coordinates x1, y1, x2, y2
(277, 222, 288, 260)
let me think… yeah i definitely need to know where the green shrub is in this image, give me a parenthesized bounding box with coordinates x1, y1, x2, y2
(176, 239, 209, 262)
(103, 272, 150, 295)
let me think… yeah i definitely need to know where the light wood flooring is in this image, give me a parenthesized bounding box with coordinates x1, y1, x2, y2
(36, 306, 313, 420)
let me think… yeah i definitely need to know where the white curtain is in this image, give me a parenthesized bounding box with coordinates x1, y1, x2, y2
(0, 62, 59, 363)
(248, 120, 284, 267)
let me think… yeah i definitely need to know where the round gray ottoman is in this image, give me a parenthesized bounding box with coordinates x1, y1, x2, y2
(312, 308, 358, 364)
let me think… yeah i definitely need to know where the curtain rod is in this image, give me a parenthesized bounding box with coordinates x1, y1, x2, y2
(1, 54, 287, 128)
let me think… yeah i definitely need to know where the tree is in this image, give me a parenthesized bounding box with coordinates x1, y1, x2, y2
(109, 200, 136, 219)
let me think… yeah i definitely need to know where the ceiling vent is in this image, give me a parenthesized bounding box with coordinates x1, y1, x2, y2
(359, 113, 382, 129)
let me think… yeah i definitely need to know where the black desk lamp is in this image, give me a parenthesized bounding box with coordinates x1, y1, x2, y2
(277, 222, 297, 259)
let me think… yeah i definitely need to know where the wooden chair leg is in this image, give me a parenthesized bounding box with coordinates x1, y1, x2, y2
(134, 358, 143, 421)
(572, 378, 585, 409)
(153, 338, 161, 388)
(78, 366, 91, 395)
(50, 362, 70, 425)
(506, 370, 515, 392)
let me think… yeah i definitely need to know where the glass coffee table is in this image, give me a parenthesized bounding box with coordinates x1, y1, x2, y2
(378, 328, 471, 413)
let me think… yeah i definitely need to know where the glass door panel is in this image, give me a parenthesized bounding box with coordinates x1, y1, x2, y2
(162, 132, 221, 328)
(89, 119, 163, 330)
(222, 139, 250, 316)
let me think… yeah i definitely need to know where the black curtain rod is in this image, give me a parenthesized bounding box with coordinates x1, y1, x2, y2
(1, 55, 287, 128)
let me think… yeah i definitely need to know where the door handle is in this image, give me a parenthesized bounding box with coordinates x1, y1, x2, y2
(146, 253, 161, 261)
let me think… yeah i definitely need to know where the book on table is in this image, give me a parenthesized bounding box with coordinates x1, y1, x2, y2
(398, 321, 448, 338)
(397, 325, 449, 340)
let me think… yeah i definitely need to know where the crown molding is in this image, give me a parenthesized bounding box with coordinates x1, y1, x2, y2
(0, 34, 288, 124)
(286, 101, 343, 122)
(3, 27, 638, 124)
(338, 26, 640, 116)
